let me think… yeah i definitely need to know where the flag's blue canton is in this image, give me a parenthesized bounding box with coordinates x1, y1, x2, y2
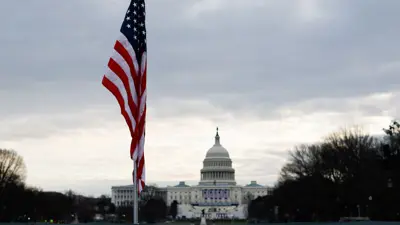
(121, 0, 147, 60)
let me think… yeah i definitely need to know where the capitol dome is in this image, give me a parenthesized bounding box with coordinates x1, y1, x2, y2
(199, 128, 236, 186)
(205, 128, 230, 158)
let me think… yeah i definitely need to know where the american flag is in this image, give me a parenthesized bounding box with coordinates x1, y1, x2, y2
(102, 0, 147, 193)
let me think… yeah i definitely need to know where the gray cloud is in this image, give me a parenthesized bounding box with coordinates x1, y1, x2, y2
(0, 101, 125, 141)
(2, 0, 400, 124)
(146, 0, 400, 108)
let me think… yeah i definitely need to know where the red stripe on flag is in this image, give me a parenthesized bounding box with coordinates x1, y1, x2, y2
(114, 41, 140, 93)
(101, 76, 135, 137)
(108, 58, 138, 122)
(140, 64, 147, 96)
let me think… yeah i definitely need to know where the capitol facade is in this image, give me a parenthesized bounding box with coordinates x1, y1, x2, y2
(111, 128, 272, 219)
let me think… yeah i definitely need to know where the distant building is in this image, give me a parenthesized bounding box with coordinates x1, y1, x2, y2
(111, 128, 272, 219)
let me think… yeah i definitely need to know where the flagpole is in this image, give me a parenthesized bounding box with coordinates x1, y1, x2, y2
(133, 160, 139, 225)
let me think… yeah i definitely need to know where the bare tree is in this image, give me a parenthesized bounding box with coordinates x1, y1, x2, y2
(0, 149, 26, 190)
(322, 127, 379, 183)
(383, 120, 400, 156)
(170, 200, 178, 219)
(140, 185, 163, 203)
(280, 127, 379, 185)
(280, 144, 323, 180)
(243, 191, 254, 204)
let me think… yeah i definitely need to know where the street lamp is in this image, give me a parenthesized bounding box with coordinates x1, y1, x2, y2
(367, 196, 372, 218)
(274, 206, 279, 222)
(387, 179, 394, 220)
(388, 179, 393, 188)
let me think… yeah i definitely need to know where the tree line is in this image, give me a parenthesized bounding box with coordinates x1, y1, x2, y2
(0, 149, 167, 223)
(0, 148, 115, 223)
(248, 120, 400, 222)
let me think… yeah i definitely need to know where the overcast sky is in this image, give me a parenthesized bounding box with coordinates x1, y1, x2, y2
(1, 0, 399, 196)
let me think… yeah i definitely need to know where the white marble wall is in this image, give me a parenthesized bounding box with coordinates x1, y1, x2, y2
(111, 183, 272, 207)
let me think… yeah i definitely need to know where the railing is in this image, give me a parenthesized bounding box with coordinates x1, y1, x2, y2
(191, 202, 239, 206)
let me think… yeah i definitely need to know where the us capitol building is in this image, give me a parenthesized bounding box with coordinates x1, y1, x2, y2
(111, 128, 272, 219)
